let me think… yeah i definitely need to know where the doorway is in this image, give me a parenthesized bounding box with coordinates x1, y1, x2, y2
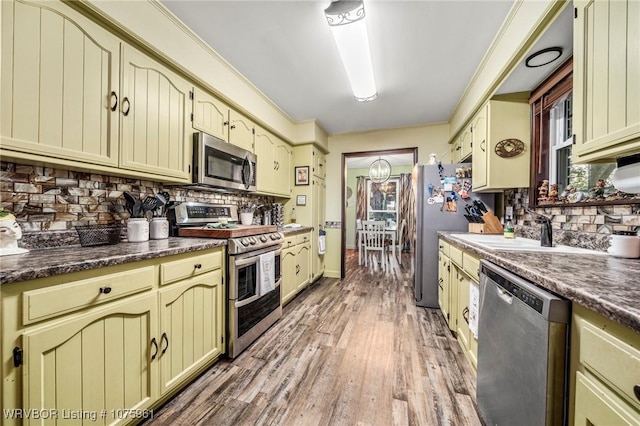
(340, 148, 418, 278)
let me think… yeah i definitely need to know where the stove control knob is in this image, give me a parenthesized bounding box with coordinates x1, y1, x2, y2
(259, 235, 268, 243)
(249, 237, 257, 245)
(241, 238, 250, 247)
(270, 233, 278, 240)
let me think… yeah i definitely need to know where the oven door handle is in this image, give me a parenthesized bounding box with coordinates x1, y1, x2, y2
(234, 255, 260, 268)
(233, 282, 281, 308)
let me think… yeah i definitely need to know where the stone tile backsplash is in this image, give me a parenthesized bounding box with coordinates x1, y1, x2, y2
(1, 161, 276, 248)
(505, 188, 640, 251)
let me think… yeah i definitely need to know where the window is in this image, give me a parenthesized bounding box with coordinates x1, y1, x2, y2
(367, 178, 399, 223)
(530, 58, 615, 205)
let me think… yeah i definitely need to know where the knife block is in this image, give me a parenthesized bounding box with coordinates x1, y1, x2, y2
(468, 211, 504, 234)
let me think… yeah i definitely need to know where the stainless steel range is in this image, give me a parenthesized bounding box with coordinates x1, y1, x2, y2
(168, 202, 283, 358)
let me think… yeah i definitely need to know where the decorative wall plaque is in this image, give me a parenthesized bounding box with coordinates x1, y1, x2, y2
(495, 138, 525, 158)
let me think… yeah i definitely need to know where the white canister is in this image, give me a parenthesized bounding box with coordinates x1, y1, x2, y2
(127, 218, 149, 242)
(239, 212, 253, 225)
(150, 218, 169, 240)
(608, 231, 640, 258)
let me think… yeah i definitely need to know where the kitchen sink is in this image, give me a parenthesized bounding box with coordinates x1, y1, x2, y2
(449, 233, 608, 255)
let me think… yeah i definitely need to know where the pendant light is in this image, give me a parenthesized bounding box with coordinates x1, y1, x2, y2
(369, 156, 391, 183)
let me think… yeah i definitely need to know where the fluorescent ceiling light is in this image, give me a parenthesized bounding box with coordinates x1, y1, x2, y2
(325, 0, 377, 102)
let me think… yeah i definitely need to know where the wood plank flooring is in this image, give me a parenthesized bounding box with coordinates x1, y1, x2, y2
(144, 249, 482, 426)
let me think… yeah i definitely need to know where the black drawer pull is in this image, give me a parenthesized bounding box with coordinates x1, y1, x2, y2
(99, 286, 112, 294)
(634, 385, 640, 401)
(110, 91, 118, 111)
(194, 263, 202, 269)
(462, 307, 469, 324)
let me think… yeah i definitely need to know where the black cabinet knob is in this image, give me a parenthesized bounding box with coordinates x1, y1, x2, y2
(634, 385, 640, 401)
(194, 263, 202, 269)
(99, 286, 112, 294)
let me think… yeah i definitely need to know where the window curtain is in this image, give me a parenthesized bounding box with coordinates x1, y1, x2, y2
(398, 173, 415, 251)
(356, 176, 367, 243)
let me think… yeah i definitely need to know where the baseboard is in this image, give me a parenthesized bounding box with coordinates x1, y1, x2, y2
(324, 270, 340, 278)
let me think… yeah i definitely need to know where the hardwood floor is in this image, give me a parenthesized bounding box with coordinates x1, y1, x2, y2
(144, 249, 482, 426)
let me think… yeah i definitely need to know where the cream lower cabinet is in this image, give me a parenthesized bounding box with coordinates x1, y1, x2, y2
(312, 177, 326, 281)
(22, 294, 158, 426)
(159, 270, 224, 395)
(570, 304, 640, 425)
(281, 232, 312, 305)
(471, 97, 530, 192)
(573, 0, 640, 163)
(1, 247, 225, 426)
(437, 238, 452, 329)
(254, 125, 292, 197)
(1, 0, 120, 168)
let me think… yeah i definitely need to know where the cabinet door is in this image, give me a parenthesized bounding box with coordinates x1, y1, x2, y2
(192, 87, 229, 141)
(228, 109, 254, 152)
(22, 294, 158, 426)
(438, 253, 451, 327)
(573, 0, 640, 162)
(158, 270, 224, 395)
(313, 149, 326, 178)
(281, 247, 297, 304)
(296, 243, 311, 291)
(1, 0, 119, 167)
(120, 45, 191, 182)
(454, 267, 470, 352)
(312, 178, 326, 280)
(254, 126, 277, 194)
(275, 139, 292, 195)
(460, 127, 472, 160)
(471, 105, 488, 188)
(574, 372, 639, 425)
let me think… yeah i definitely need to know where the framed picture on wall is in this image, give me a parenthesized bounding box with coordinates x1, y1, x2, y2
(295, 166, 309, 186)
(296, 195, 307, 206)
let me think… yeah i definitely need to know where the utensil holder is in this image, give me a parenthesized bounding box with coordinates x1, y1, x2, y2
(150, 218, 169, 239)
(468, 211, 504, 234)
(127, 218, 149, 242)
(239, 212, 253, 225)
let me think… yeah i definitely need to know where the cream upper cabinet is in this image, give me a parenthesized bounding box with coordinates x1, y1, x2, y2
(22, 294, 158, 426)
(228, 109, 255, 152)
(471, 98, 530, 192)
(254, 125, 292, 197)
(192, 87, 229, 141)
(120, 44, 192, 181)
(313, 148, 326, 178)
(460, 126, 473, 161)
(573, 0, 640, 163)
(1, 0, 120, 167)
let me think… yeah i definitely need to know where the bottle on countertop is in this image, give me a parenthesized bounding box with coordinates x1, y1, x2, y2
(503, 216, 515, 239)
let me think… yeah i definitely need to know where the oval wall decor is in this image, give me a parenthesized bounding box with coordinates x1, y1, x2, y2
(495, 139, 525, 158)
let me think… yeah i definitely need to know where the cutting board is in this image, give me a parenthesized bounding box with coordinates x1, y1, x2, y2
(178, 225, 278, 239)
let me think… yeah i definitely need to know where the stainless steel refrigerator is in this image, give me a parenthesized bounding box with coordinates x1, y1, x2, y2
(413, 163, 495, 308)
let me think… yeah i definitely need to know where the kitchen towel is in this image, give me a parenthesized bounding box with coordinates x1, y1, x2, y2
(258, 251, 276, 295)
(318, 230, 326, 255)
(469, 282, 479, 339)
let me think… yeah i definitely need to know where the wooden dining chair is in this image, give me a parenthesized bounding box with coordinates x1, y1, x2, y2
(395, 219, 406, 260)
(356, 219, 365, 265)
(362, 220, 389, 269)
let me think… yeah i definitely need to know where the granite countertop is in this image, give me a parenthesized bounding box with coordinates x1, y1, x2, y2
(439, 232, 640, 333)
(281, 225, 315, 235)
(0, 238, 227, 285)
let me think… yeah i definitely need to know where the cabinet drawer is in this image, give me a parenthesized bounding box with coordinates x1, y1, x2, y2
(449, 245, 463, 267)
(579, 320, 640, 410)
(160, 250, 222, 285)
(23, 266, 155, 324)
(438, 239, 450, 256)
(284, 235, 297, 248)
(463, 253, 480, 282)
(296, 233, 311, 245)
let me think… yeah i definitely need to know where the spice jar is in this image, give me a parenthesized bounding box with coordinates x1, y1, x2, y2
(608, 231, 640, 258)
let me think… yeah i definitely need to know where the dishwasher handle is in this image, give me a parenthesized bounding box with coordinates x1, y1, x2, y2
(496, 285, 513, 304)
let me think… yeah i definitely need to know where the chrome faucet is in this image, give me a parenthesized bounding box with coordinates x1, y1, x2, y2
(527, 209, 553, 247)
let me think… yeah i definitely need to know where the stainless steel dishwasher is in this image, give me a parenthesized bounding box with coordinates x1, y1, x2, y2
(477, 260, 570, 426)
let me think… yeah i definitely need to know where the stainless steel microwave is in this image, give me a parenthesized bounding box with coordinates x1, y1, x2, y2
(193, 132, 256, 192)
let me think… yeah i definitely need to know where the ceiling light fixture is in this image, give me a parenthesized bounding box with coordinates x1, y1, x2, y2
(369, 156, 391, 183)
(525, 47, 563, 68)
(324, 0, 377, 102)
